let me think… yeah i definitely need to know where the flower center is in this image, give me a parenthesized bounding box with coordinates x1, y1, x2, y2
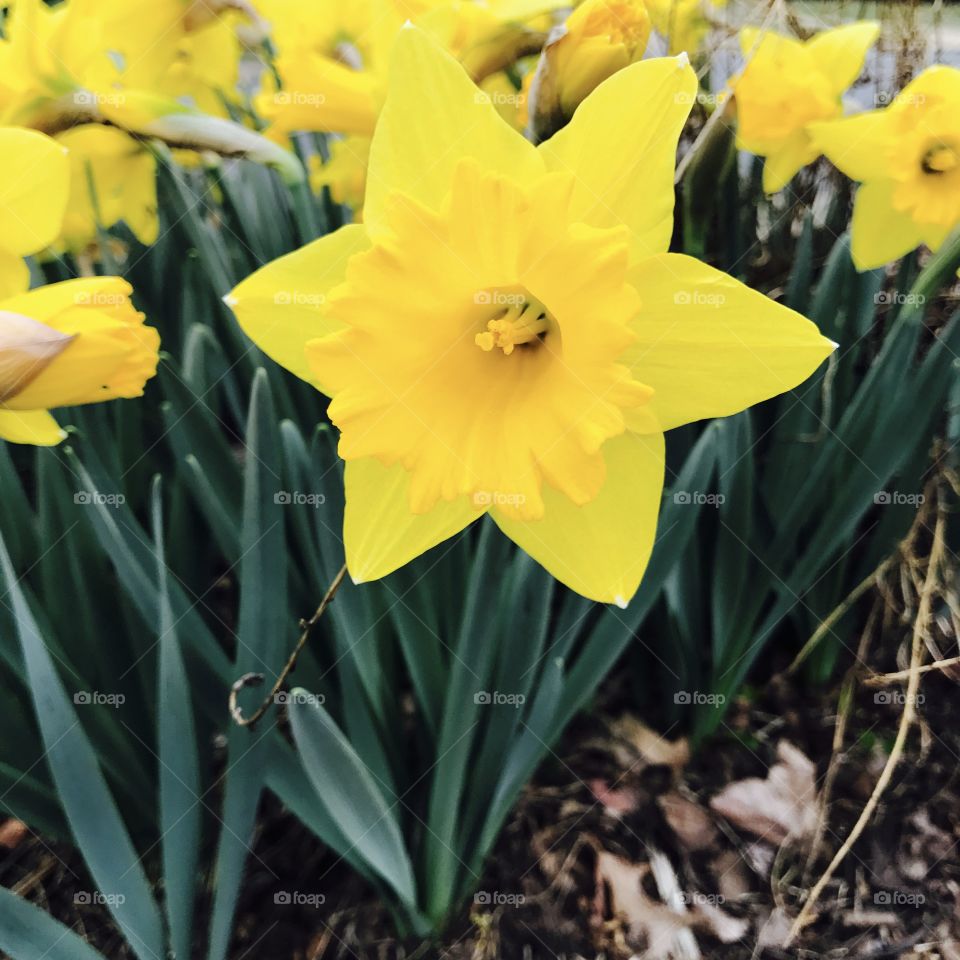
(922, 143, 959, 175)
(474, 290, 552, 356)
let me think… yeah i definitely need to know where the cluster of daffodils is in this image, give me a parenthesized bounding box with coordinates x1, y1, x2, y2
(3, 0, 958, 605)
(0, 126, 159, 445)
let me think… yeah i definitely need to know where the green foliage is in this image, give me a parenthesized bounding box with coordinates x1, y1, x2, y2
(1, 151, 957, 956)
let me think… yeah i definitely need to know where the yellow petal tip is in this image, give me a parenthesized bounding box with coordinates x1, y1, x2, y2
(614, 594, 629, 609)
(222, 294, 238, 307)
(675, 51, 690, 69)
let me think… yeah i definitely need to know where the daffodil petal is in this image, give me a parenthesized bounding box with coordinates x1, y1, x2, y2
(623, 253, 835, 432)
(850, 180, 924, 270)
(493, 432, 664, 606)
(0, 251, 28, 300)
(364, 25, 543, 239)
(225, 224, 370, 393)
(804, 22, 879, 95)
(761, 129, 817, 193)
(809, 111, 896, 183)
(0, 408, 65, 445)
(0, 128, 69, 256)
(538, 55, 696, 261)
(344, 457, 482, 583)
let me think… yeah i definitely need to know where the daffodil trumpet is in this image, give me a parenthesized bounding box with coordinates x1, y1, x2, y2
(226, 25, 835, 605)
(811, 65, 960, 270)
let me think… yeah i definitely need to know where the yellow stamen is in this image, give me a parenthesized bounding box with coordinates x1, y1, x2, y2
(922, 144, 958, 175)
(475, 299, 550, 356)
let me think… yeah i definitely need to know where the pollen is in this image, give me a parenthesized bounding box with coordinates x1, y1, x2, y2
(475, 294, 551, 356)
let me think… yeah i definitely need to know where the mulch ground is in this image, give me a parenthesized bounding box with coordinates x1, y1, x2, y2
(3, 497, 959, 959)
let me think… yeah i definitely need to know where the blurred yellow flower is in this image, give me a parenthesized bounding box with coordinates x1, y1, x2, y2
(0, 127, 69, 297)
(811, 66, 960, 270)
(309, 138, 372, 218)
(56, 126, 159, 251)
(646, 0, 723, 57)
(255, 0, 563, 138)
(537, 0, 651, 120)
(226, 27, 833, 604)
(734, 22, 878, 193)
(0, 278, 160, 445)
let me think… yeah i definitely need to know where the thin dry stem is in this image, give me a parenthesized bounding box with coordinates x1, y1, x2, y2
(229, 562, 349, 729)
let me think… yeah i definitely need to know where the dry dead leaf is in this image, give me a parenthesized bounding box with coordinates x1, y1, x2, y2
(0, 819, 27, 849)
(658, 792, 719, 853)
(709, 741, 817, 845)
(709, 849, 752, 901)
(611, 716, 690, 772)
(596, 851, 698, 959)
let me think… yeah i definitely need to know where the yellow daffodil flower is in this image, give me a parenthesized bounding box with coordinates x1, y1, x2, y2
(0, 278, 160, 445)
(309, 138, 372, 218)
(56, 126, 159, 251)
(532, 0, 651, 126)
(646, 0, 724, 57)
(226, 27, 833, 604)
(733, 22, 879, 194)
(0, 127, 69, 297)
(810, 66, 960, 270)
(255, 0, 562, 139)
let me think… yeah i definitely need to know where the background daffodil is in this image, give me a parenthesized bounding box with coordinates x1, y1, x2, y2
(811, 65, 960, 271)
(0, 127, 69, 297)
(226, 26, 834, 605)
(733, 21, 879, 193)
(0, 278, 160, 445)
